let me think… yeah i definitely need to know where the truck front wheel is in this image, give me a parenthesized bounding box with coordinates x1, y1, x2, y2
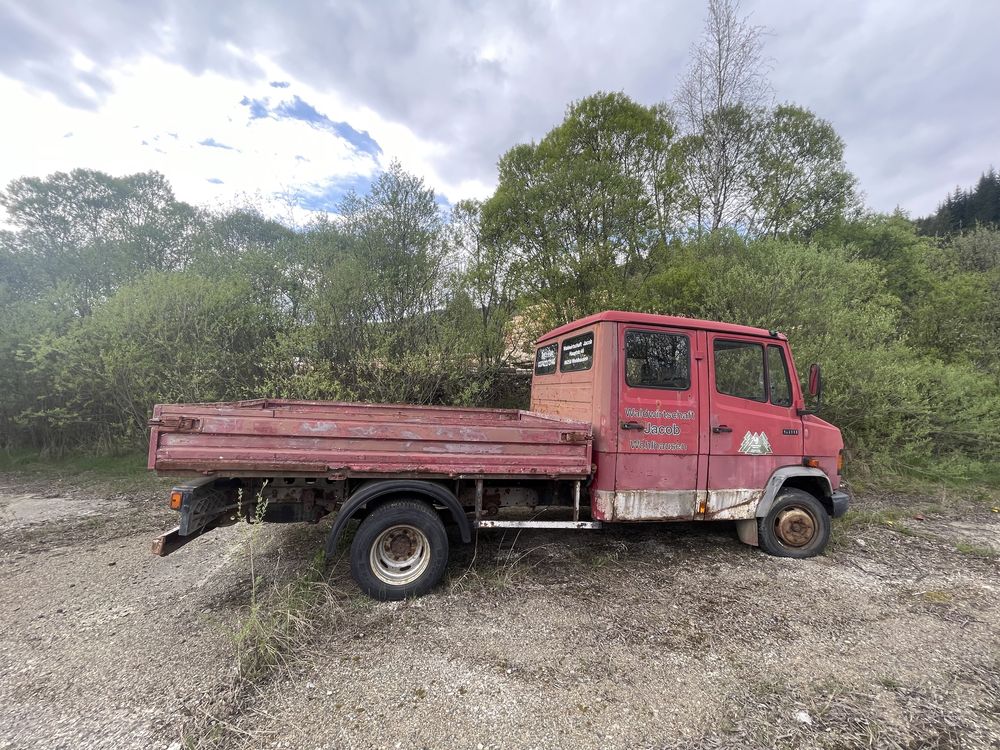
(349, 499, 449, 600)
(757, 489, 830, 558)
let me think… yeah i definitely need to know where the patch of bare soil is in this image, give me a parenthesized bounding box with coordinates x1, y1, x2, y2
(0, 474, 997, 750)
(0, 473, 242, 749)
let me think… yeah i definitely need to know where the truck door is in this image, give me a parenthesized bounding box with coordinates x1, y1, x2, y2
(613, 325, 701, 520)
(706, 334, 803, 518)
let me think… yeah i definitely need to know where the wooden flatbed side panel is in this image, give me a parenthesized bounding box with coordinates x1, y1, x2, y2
(159, 399, 571, 423)
(150, 401, 592, 477)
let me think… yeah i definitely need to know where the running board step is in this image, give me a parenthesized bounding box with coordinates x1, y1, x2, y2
(475, 520, 603, 530)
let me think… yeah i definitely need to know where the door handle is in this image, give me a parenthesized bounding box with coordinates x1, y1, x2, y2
(620, 421, 643, 431)
(712, 425, 733, 433)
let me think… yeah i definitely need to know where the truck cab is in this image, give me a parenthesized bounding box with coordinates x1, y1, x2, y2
(530, 311, 847, 545)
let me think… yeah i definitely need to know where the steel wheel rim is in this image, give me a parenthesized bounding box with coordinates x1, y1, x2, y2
(774, 507, 817, 548)
(370, 524, 431, 586)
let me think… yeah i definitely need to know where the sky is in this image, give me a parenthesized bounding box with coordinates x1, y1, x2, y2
(0, 0, 997, 222)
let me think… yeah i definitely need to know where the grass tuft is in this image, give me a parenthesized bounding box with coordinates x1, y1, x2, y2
(954, 541, 997, 559)
(227, 491, 344, 681)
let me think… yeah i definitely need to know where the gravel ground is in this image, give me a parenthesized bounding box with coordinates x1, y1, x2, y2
(0, 472, 997, 750)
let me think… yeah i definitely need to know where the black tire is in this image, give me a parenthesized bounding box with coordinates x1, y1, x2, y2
(758, 488, 830, 558)
(349, 499, 449, 601)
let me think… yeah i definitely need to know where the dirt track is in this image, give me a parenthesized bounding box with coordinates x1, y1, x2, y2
(0, 470, 998, 749)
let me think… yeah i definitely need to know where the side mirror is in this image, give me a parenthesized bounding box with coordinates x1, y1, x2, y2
(799, 363, 822, 416)
(808, 363, 822, 397)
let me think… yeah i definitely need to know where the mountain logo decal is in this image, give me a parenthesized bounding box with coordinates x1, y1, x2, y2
(739, 431, 773, 455)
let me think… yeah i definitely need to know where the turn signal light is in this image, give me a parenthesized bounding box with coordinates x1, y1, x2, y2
(169, 491, 184, 510)
(837, 450, 844, 475)
(803, 457, 820, 468)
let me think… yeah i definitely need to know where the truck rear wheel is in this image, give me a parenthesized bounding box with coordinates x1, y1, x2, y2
(349, 499, 449, 600)
(758, 488, 830, 558)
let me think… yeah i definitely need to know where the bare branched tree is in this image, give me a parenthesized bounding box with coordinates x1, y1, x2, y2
(677, 0, 772, 233)
(678, 0, 771, 125)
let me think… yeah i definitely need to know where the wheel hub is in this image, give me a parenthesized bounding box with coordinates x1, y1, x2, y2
(370, 524, 431, 586)
(775, 507, 816, 547)
(386, 529, 418, 560)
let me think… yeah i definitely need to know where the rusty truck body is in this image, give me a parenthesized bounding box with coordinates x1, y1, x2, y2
(150, 311, 849, 599)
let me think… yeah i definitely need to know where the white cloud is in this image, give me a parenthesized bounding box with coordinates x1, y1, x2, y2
(0, 56, 485, 226)
(2, 0, 999, 220)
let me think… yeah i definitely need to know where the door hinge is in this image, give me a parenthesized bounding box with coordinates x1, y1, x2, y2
(149, 416, 201, 431)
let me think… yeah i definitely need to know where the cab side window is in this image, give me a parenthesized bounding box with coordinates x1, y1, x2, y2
(714, 340, 765, 402)
(767, 345, 792, 407)
(625, 330, 690, 389)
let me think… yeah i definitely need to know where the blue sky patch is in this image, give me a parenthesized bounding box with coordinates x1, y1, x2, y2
(269, 81, 290, 88)
(207, 177, 224, 184)
(435, 192, 452, 211)
(273, 96, 382, 157)
(199, 137, 236, 150)
(293, 173, 377, 212)
(239, 96, 269, 120)
(240, 94, 382, 158)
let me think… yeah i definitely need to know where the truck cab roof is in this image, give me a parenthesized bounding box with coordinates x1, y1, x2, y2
(536, 310, 786, 344)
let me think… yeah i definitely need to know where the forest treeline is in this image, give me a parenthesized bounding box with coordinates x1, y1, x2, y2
(1, 1, 998, 480)
(918, 168, 1000, 236)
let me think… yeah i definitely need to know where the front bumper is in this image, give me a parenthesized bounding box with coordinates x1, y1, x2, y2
(830, 489, 850, 518)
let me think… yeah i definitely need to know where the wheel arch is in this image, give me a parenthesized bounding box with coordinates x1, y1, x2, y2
(755, 467, 834, 519)
(324, 479, 471, 558)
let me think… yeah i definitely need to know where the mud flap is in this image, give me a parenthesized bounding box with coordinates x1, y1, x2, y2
(151, 521, 223, 556)
(178, 488, 238, 536)
(736, 518, 759, 547)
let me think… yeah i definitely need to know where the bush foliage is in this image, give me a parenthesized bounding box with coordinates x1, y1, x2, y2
(1, 97, 998, 482)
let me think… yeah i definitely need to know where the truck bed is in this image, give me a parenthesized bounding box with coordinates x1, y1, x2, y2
(148, 399, 593, 479)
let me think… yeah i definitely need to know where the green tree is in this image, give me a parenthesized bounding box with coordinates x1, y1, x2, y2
(339, 160, 449, 329)
(678, 104, 765, 233)
(188, 207, 303, 318)
(948, 225, 1000, 273)
(276, 163, 478, 406)
(483, 91, 679, 327)
(814, 213, 936, 312)
(749, 105, 858, 238)
(0, 169, 199, 314)
(640, 233, 999, 472)
(450, 199, 520, 369)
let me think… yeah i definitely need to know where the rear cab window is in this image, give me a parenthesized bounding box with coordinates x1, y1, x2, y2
(560, 331, 594, 372)
(534, 343, 557, 375)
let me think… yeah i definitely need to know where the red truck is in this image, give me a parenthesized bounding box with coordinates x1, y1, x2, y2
(149, 311, 848, 600)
